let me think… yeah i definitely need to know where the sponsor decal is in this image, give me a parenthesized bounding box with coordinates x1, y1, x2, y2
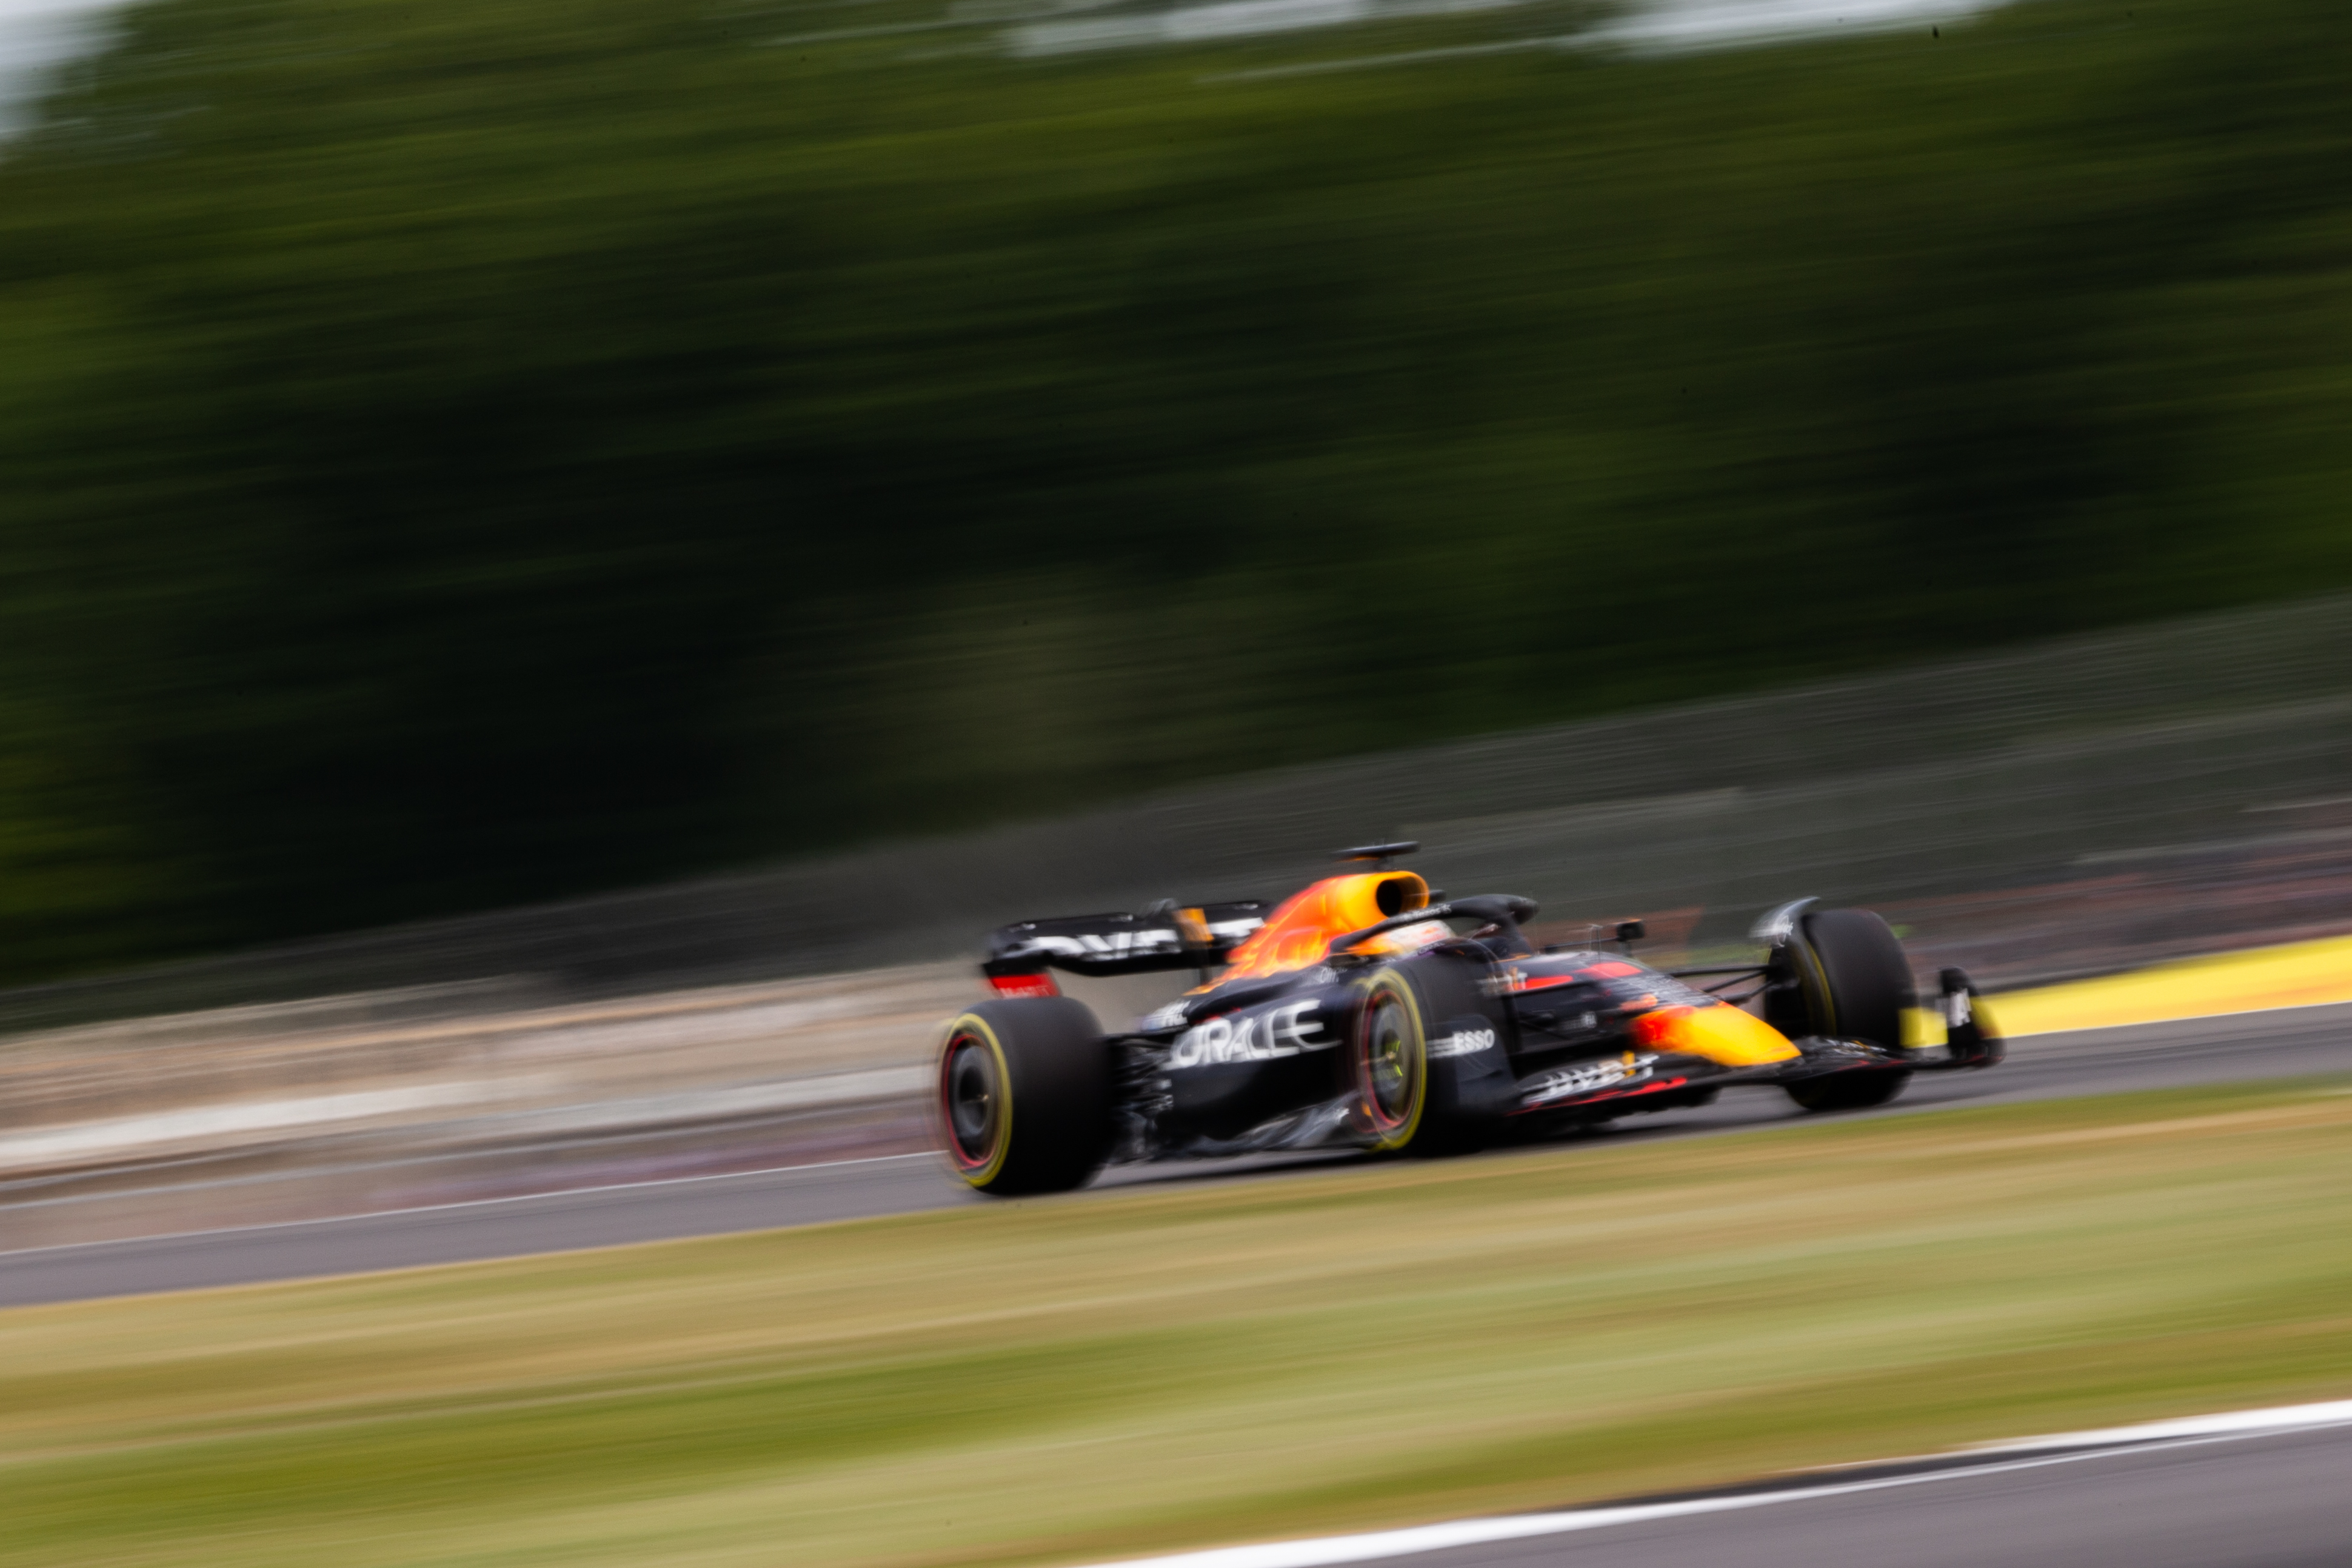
(1030, 929, 1180, 958)
(1140, 1000, 1193, 1032)
(1029, 919, 1260, 963)
(1496, 962, 1716, 1013)
(1513, 973, 1581, 993)
(1492, 965, 1591, 996)
(1943, 990, 1973, 1027)
(1168, 1000, 1329, 1069)
(1428, 1026, 1496, 1059)
(1643, 976, 1723, 1009)
(1520, 1052, 1657, 1106)
(987, 973, 1058, 999)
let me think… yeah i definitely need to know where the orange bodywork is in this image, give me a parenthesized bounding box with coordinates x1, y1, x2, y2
(1631, 1002, 1800, 1066)
(1217, 872, 1434, 981)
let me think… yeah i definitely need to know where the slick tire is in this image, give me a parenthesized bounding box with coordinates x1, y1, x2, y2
(1780, 907, 1916, 1113)
(937, 997, 1112, 1195)
(1351, 956, 1497, 1156)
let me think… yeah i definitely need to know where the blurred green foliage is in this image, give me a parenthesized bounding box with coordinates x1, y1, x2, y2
(0, 0, 2348, 978)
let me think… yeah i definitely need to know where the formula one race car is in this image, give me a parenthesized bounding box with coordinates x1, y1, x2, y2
(935, 846, 2003, 1194)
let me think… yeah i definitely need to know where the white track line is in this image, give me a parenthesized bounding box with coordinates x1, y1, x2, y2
(1076, 1401, 2352, 1568)
(0, 1151, 935, 1261)
(1962, 1396, 2352, 1454)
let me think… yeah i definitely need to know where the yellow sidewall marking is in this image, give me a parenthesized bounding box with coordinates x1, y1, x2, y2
(1792, 937, 1836, 1036)
(943, 1012, 1014, 1189)
(1355, 971, 1428, 1152)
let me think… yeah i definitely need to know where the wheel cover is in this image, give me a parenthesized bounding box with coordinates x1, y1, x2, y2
(941, 1032, 1005, 1177)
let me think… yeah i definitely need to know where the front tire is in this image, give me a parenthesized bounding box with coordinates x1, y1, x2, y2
(1779, 907, 1916, 1114)
(938, 997, 1111, 1195)
(1351, 957, 1498, 1155)
(1786, 1069, 1911, 1112)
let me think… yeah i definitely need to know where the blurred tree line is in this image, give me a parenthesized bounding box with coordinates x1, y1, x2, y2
(0, 0, 2346, 981)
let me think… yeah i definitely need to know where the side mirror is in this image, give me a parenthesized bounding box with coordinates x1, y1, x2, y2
(1615, 920, 1646, 944)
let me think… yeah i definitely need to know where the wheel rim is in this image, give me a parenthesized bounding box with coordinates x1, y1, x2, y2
(941, 1034, 1002, 1171)
(1358, 989, 1423, 1133)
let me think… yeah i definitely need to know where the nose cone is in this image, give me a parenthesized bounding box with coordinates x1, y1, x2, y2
(1631, 1002, 1800, 1066)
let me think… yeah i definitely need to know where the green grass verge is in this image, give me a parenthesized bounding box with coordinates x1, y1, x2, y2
(10, 1080, 2352, 1567)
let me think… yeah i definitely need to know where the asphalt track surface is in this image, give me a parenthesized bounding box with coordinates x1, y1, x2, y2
(5, 1001, 2351, 1309)
(1258, 1421, 2352, 1568)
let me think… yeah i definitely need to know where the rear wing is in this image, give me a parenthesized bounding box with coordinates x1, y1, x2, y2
(983, 901, 1270, 994)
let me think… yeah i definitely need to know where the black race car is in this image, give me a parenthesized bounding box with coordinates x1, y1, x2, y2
(936, 845, 2001, 1194)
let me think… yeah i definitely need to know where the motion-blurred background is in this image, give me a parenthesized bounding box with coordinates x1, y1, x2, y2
(2, 0, 2351, 1227)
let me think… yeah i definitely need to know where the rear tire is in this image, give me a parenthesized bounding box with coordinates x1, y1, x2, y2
(937, 997, 1111, 1195)
(1780, 908, 1916, 1114)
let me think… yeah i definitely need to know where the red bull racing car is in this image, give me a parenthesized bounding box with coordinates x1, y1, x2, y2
(937, 845, 2002, 1194)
